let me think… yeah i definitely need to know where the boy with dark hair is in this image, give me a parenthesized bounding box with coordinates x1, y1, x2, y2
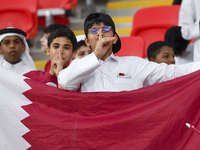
(58, 12, 200, 92)
(147, 41, 175, 65)
(164, 26, 193, 65)
(0, 27, 36, 75)
(40, 23, 67, 72)
(72, 34, 92, 60)
(24, 27, 76, 87)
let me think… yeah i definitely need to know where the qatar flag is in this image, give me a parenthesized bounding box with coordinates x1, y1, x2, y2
(1, 66, 200, 150)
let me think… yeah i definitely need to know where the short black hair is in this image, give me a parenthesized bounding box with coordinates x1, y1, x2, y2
(44, 23, 67, 34)
(164, 26, 190, 56)
(147, 41, 173, 60)
(47, 27, 77, 51)
(75, 40, 87, 51)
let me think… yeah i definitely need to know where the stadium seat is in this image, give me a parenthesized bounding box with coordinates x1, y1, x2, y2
(0, 0, 38, 47)
(131, 5, 180, 58)
(114, 36, 144, 58)
(37, 0, 79, 27)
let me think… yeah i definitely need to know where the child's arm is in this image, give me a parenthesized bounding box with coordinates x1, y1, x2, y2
(58, 53, 100, 91)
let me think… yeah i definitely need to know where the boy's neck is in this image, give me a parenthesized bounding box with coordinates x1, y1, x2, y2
(100, 49, 113, 61)
(5, 59, 21, 65)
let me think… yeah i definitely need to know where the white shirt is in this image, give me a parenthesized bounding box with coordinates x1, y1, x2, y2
(58, 52, 200, 92)
(178, 0, 200, 61)
(175, 43, 194, 65)
(2, 60, 35, 75)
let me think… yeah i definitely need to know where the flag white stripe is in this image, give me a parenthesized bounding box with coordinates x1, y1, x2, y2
(0, 67, 32, 150)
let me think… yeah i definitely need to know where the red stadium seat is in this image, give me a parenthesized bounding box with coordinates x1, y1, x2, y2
(38, 0, 79, 27)
(131, 5, 180, 58)
(0, 0, 38, 47)
(114, 36, 144, 58)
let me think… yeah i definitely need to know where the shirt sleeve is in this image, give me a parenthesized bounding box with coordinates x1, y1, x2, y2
(141, 61, 200, 87)
(58, 52, 101, 91)
(179, 0, 200, 39)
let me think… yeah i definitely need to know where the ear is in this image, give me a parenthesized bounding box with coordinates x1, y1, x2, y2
(46, 47, 50, 56)
(72, 51, 76, 59)
(85, 37, 90, 47)
(149, 57, 156, 62)
(113, 34, 118, 44)
(22, 44, 25, 52)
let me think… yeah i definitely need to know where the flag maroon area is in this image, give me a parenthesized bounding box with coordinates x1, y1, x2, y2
(20, 70, 200, 150)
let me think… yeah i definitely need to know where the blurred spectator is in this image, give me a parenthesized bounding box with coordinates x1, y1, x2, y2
(147, 41, 175, 65)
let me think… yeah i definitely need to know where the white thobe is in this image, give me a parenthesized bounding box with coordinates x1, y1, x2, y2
(1, 60, 35, 75)
(179, 0, 200, 61)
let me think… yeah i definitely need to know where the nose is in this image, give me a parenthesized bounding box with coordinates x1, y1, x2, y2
(59, 47, 64, 54)
(170, 56, 175, 64)
(97, 27, 102, 36)
(40, 37, 43, 42)
(10, 41, 15, 47)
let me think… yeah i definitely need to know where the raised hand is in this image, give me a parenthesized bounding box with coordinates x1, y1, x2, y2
(50, 49, 64, 77)
(94, 28, 115, 60)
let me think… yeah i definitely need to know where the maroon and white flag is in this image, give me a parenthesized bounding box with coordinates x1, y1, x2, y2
(1, 66, 200, 150)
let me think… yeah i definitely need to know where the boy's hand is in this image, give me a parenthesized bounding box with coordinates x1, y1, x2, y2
(50, 49, 64, 77)
(94, 28, 115, 59)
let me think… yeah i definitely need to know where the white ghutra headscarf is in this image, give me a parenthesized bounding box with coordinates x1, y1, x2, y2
(0, 28, 36, 69)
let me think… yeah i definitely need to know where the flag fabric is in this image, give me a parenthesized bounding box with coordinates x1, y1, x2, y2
(1, 66, 200, 150)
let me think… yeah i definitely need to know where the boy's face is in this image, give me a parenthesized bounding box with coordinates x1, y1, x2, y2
(0, 36, 25, 64)
(85, 22, 118, 52)
(151, 46, 175, 65)
(47, 37, 73, 67)
(73, 45, 92, 59)
(40, 33, 50, 52)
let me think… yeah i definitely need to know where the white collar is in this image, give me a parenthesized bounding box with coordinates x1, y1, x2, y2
(2, 59, 24, 71)
(99, 53, 117, 63)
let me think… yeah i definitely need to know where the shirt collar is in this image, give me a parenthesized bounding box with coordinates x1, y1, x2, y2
(99, 53, 118, 63)
(110, 53, 117, 61)
(2, 59, 24, 71)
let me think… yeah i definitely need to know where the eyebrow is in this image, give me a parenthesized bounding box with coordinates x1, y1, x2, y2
(52, 43, 71, 47)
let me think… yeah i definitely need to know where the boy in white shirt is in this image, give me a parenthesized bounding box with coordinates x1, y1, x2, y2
(58, 12, 200, 92)
(0, 27, 36, 75)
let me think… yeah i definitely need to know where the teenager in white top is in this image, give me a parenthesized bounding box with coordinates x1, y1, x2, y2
(0, 27, 36, 75)
(58, 12, 200, 92)
(178, 0, 200, 62)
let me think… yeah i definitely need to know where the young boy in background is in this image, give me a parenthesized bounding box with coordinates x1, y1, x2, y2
(40, 23, 67, 72)
(72, 34, 92, 60)
(0, 27, 36, 75)
(147, 41, 175, 65)
(24, 27, 77, 87)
